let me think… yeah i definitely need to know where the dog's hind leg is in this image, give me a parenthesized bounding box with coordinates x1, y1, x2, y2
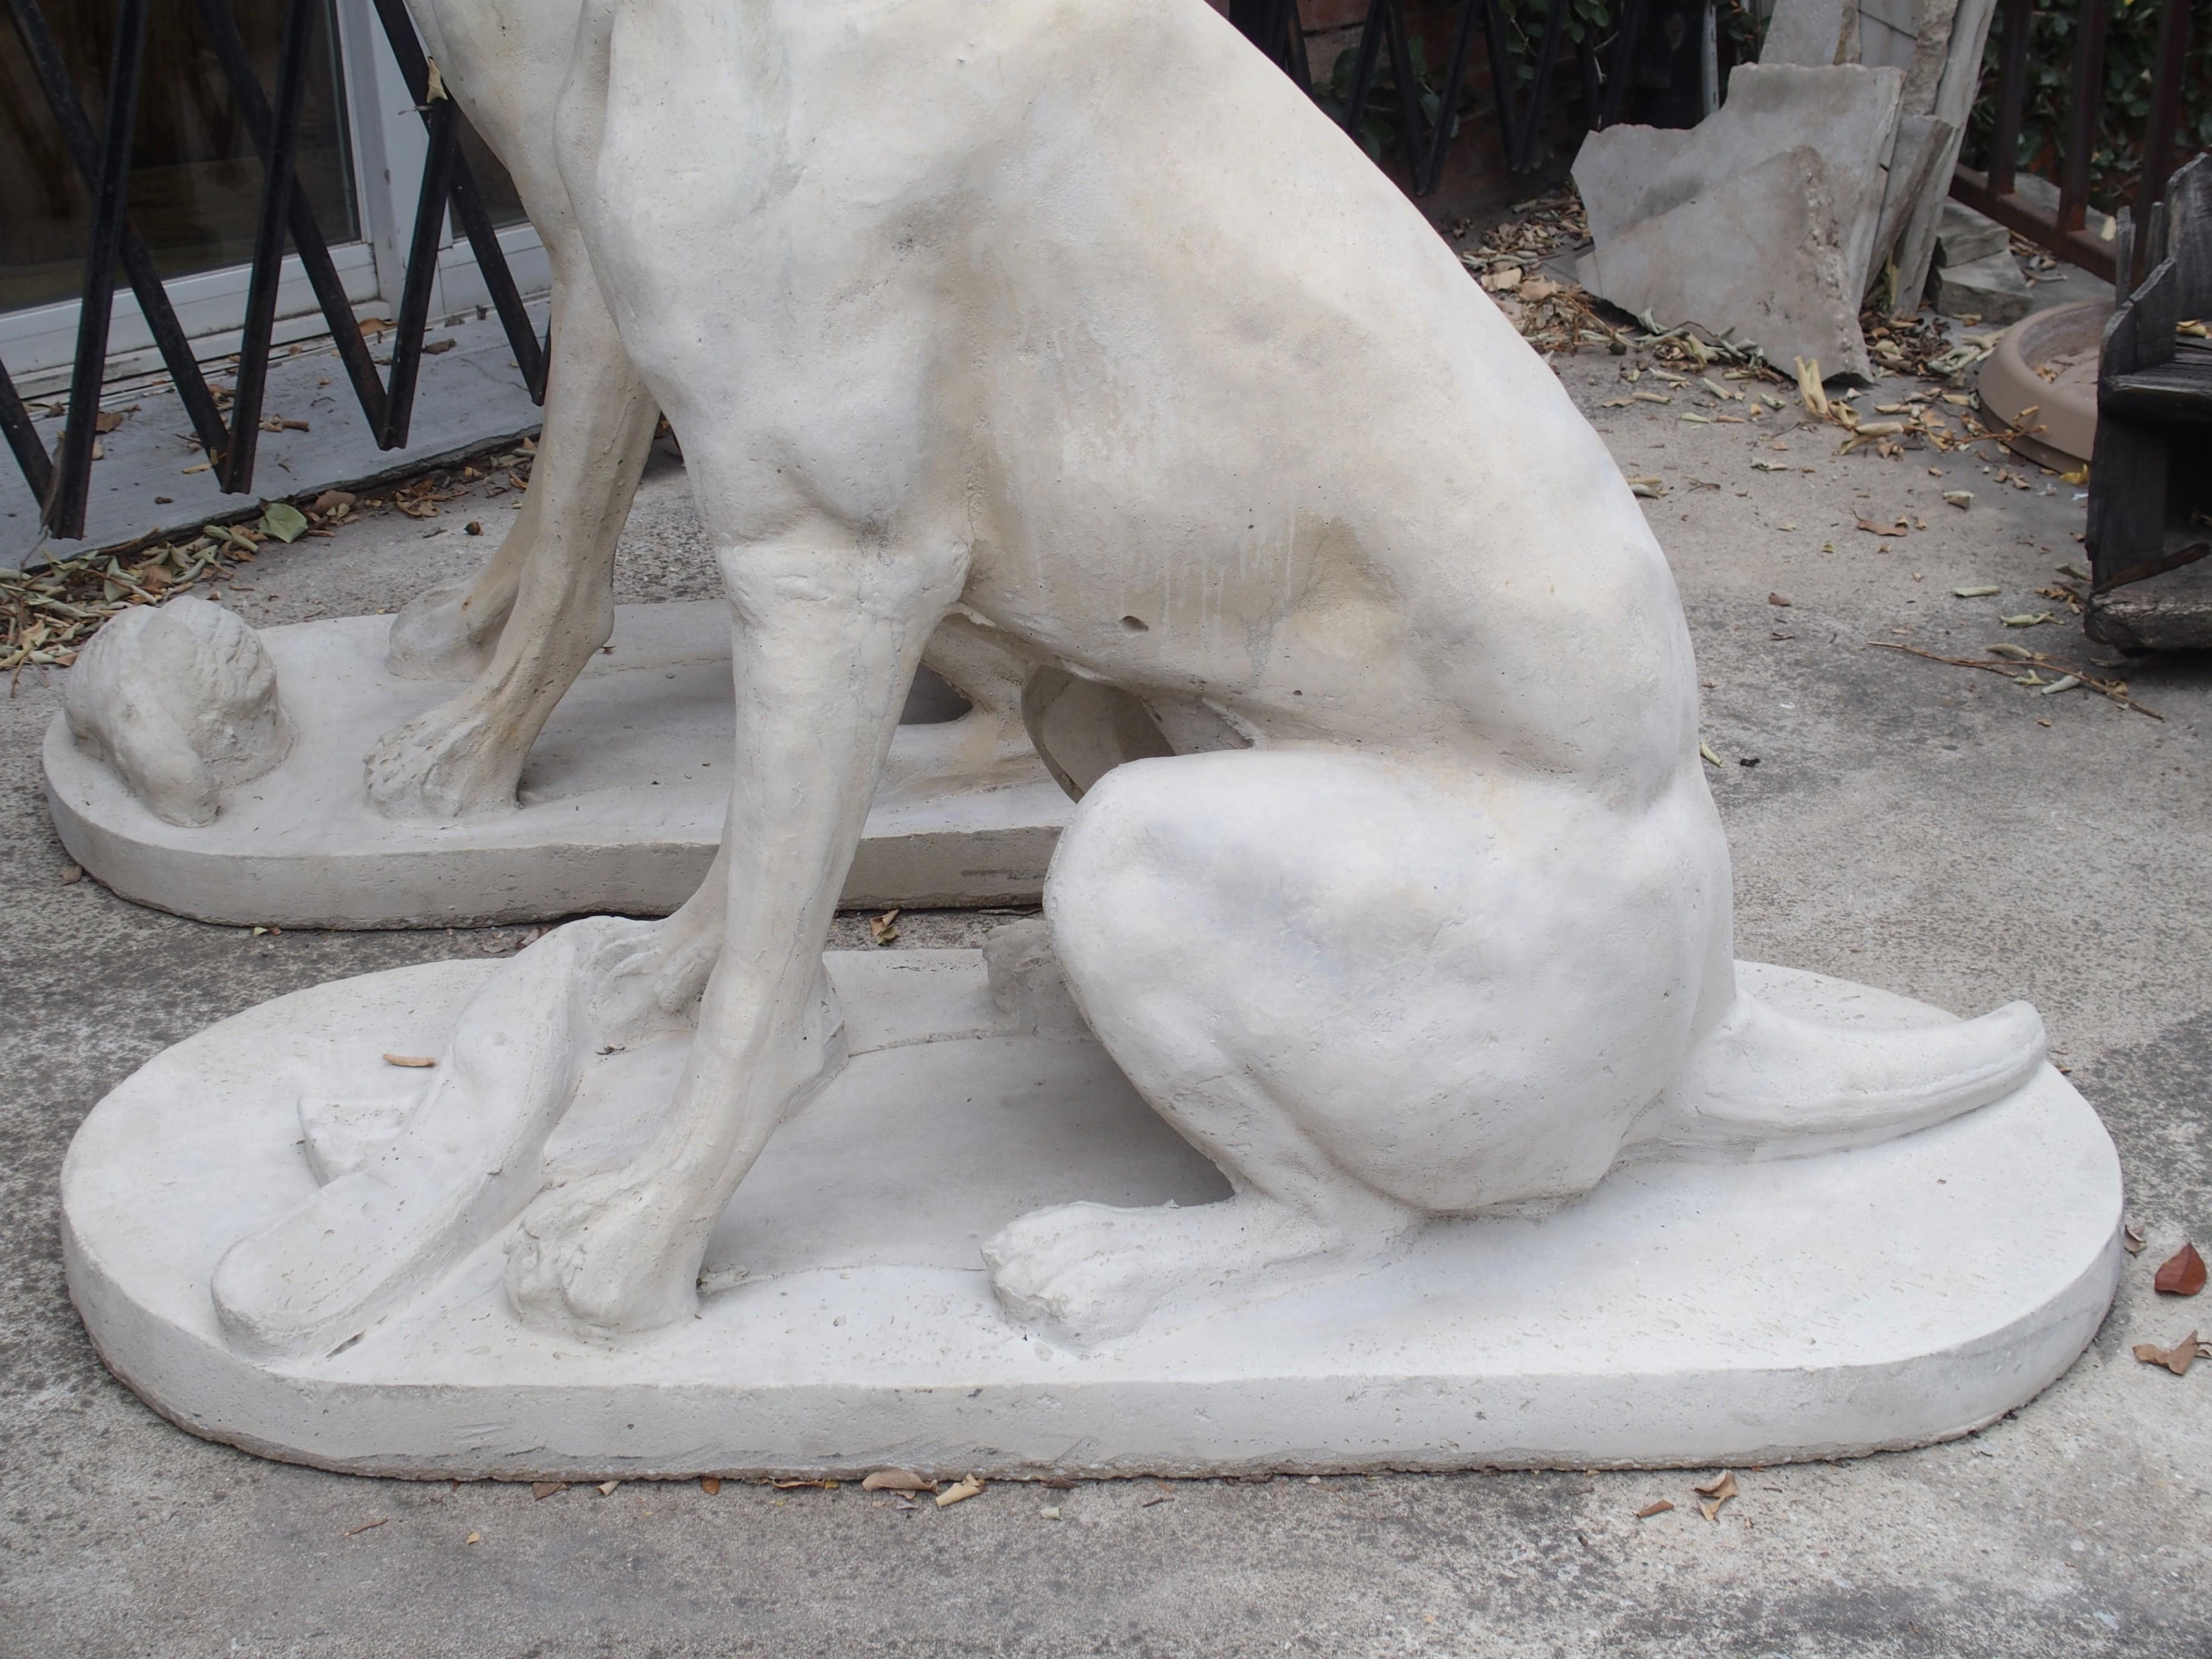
(985, 744, 1719, 1348)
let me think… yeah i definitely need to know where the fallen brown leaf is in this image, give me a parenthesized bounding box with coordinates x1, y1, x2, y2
(862, 1468, 935, 1492)
(1855, 516, 1909, 536)
(1768, 593, 1791, 608)
(344, 1517, 387, 1536)
(1636, 1500, 1674, 1519)
(1041, 1476, 1076, 1491)
(596, 1480, 621, 1496)
(2156, 1243, 2207, 1297)
(869, 908, 900, 946)
(2124, 1223, 2147, 1254)
(701, 1477, 721, 1494)
(383, 1052, 436, 1068)
(936, 1476, 984, 1509)
(59, 864, 82, 884)
(2133, 1332, 2210, 1375)
(531, 1482, 566, 1500)
(1692, 1470, 1738, 1521)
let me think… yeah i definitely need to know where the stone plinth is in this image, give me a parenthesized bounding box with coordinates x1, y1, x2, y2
(45, 601, 1070, 927)
(63, 953, 2121, 1480)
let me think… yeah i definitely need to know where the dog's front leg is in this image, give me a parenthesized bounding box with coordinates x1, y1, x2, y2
(505, 529, 968, 1338)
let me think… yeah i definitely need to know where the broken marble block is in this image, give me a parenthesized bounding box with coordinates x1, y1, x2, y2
(1931, 249, 2032, 323)
(62, 595, 292, 827)
(1933, 200, 2011, 269)
(1573, 64, 1900, 376)
(1576, 147, 1870, 379)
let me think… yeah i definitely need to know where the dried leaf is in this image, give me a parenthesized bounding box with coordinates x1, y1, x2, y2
(869, 908, 901, 946)
(1793, 358, 1830, 420)
(1693, 1470, 1738, 1521)
(1041, 1476, 1076, 1491)
(1985, 643, 2035, 661)
(94, 409, 125, 433)
(596, 1481, 621, 1496)
(1636, 1500, 1674, 1519)
(935, 1476, 984, 1508)
(1855, 516, 1909, 537)
(424, 56, 447, 101)
(701, 1477, 721, 1494)
(2036, 675, 2083, 696)
(2156, 1243, 2207, 1297)
(1768, 593, 1791, 608)
(2000, 613, 2055, 628)
(259, 501, 309, 544)
(344, 1517, 387, 1536)
(1952, 585, 2001, 598)
(862, 1468, 935, 1492)
(383, 1052, 436, 1068)
(2133, 1332, 2208, 1375)
(465, 1531, 480, 1544)
(531, 1482, 566, 1500)
(1700, 742, 1723, 768)
(422, 338, 457, 356)
(1040, 1505, 1063, 1520)
(312, 489, 357, 515)
(1943, 491, 1975, 509)
(59, 864, 83, 884)
(1631, 391, 1672, 405)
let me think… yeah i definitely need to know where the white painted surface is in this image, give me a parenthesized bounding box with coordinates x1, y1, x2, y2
(62, 953, 2120, 1478)
(45, 601, 1069, 925)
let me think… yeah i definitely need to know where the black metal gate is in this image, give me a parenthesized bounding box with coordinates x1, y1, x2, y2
(1230, 0, 1658, 195)
(0, 0, 547, 541)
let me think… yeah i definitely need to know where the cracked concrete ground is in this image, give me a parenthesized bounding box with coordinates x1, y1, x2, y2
(3, 351, 2209, 1659)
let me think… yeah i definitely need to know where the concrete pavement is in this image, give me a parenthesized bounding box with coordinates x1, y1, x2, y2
(2, 353, 2208, 1658)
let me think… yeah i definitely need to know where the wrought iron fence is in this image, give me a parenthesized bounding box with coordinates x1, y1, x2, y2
(0, 0, 546, 540)
(1952, 0, 2199, 285)
(1230, 0, 1657, 195)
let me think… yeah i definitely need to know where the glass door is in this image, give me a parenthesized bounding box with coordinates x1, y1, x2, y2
(1, 0, 543, 380)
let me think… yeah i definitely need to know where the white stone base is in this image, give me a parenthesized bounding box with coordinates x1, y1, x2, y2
(43, 601, 1071, 927)
(62, 954, 2121, 1480)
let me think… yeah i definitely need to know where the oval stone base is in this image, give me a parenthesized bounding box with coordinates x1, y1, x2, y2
(44, 601, 1070, 928)
(62, 954, 2121, 1480)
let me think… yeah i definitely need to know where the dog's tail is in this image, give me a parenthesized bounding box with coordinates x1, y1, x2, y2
(1626, 983, 2046, 1161)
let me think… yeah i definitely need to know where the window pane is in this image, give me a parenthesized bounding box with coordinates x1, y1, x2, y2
(455, 116, 527, 230)
(0, 0, 358, 316)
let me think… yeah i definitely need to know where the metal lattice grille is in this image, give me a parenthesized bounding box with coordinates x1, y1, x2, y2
(0, 0, 547, 539)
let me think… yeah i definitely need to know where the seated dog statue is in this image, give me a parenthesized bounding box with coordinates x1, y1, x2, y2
(212, 0, 2043, 1357)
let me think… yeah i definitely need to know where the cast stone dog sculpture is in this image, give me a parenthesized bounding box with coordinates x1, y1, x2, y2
(208, 0, 2045, 1356)
(365, 0, 1039, 821)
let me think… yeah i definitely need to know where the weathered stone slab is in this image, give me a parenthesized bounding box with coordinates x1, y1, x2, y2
(1574, 64, 1903, 314)
(1871, 115, 1956, 293)
(1887, 0, 2001, 312)
(1934, 200, 2011, 268)
(1932, 250, 2032, 322)
(61, 953, 2121, 1478)
(1762, 0, 1861, 67)
(1579, 147, 1872, 378)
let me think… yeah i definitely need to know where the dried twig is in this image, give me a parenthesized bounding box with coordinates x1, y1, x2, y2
(1866, 641, 2162, 720)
